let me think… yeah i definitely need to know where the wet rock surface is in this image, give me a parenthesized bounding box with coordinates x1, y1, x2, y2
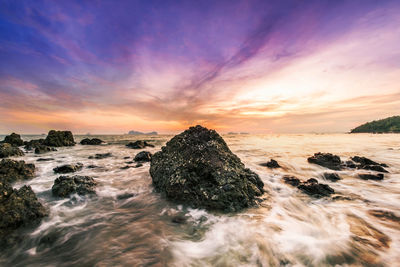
(52, 175, 97, 197)
(260, 159, 281, 168)
(150, 125, 264, 212)
(44, 130, 75, 147)
(35, 145, 57, 154)
(358, 173, 384, 180)
(0, 159, 35, 184)
(80, 138, 103, 145)
(0, 143, 24, 158)
(36, 158, 55, 162)
(307, 152, 342, 170)
(53, 163, 83, 174)
(2, 133, 24, 147)
(89, 152, 112, 159)
(126, 140, 154, 149)
(134, 151, 152, 162)
(323, 172, 341, 182)
(283, 176, 334, 197)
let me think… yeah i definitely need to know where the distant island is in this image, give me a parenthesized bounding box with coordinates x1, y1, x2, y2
(128, 130, 158, 135)
(350, 116, 400, 133)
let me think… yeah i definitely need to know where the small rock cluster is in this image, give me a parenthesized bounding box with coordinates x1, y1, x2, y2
(126, 140, 154, 149)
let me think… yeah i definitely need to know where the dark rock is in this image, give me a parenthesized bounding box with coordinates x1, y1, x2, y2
(260, 159, 281, 168)
(123, 156, 130, 159)
(134, 151, 152, 162)
(171, 214, 187, 224)
(134, 163, 143, 168)
(0, 143, 24, 158)
(343, 160, 357, 169)
(80, 138, 103, 145)
(308, 153, 342, 170)
(0, 184, 48, 233)
(0, 159, 35, 184)
(283, 176, 300, 186)
(53, 163, 83, 174)
(34, 145, 57, 154)
(117, 193, 135, 200)
(125, 161, 134, 164)
(358, 173, 384, 180)
(297, 178, 335, 197)
(2, 133, 24, 147)
(126, 140, 154, 149)
(24, 139, 45, 150)
(43, 130, 75, 147)
(37, 158, 54, 162)
(150, 125, 264, 212)
(350, 156, 389, 173)
(351, 156, 383, 166)
(361, 165, 388, 173)
(323, 172, 341, 182)
(52, 175, 96, 197)
(89, 152, 112, 159)
(87, 165, 98, 169)
(120, 165, 131, 170)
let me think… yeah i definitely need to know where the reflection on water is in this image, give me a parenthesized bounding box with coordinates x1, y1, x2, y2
(1, 133, 399, 266)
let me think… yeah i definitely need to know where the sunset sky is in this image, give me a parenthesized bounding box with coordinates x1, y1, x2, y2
(1, 0, 399, 134)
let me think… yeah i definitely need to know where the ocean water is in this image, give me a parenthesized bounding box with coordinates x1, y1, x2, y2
(1, 133, 400, 266)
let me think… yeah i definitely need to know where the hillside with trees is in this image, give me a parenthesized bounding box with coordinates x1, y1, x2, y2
(350, 116, 400, 133)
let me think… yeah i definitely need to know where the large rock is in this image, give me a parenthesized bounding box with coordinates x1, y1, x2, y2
(52, 175, 97, 197)
(2, 133, 24, 147)
(53, 163, 83, 174)
(24, 139, 45, 151)
(150, 125, 264, 212)
(134, 151, 152, 162)
(34, 145, 57, 154)
(0, 184, 48, 235)
(80, 138, 103, 145)
(43, 130, 75, 147)
(0, 159, 35, 184)
(307, 152, 342, 170)
(0, 143, 24, 158)
(126, 140, 154, 149)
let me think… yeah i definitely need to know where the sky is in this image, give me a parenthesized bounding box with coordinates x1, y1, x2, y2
(0, 0, 399, 134)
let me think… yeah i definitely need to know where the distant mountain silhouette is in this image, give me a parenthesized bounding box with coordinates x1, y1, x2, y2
(128, 130, 158, 135)
(351, 116, 400, 133)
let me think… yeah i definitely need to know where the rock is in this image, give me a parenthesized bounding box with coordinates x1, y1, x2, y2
(343, 160, 357, 169)
(358, 173, 384, 180)
(89, 153, 112, 159)
(126, 140, 154, 149)
(323, 172, 341, 182)
(361, 165, 388, 173)
(0, 184, 48, 235)
(351, 156, 384, 166)
(351, 156, 389, 173)
(171, 214, 188, 224)
(53, 163, 83, 174)
(260, 159, 281, 168)
(2, 133, 24, 147)
(24, 139, 45, 150)
(80, 138, 103, 145)
(117, 193, 135, 200)
(150, 125, 264, 212)
(120, 165, 131, 170)
(283, 175, 300, 186)
(307, 152, 342, 170)
(135, 163, 143, 168)
(87, 165, 99, 169)
(297, 178, 335, 197)
(368, 209, 400, 223)
(134, 151, 152, 162)
(0, 159, 35, 184)
(43, 130, 75, 147)
(34, 145, 57, 154)
(0, 143, 24, 158)
(52, 175, 96, 197)
(123, 156, 130, 159)
(36, 158, 54, 162)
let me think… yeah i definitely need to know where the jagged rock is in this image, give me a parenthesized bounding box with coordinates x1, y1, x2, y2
(53, 163, 83, 174)
(126, 140, 154, 149)
(323, 172, 341, 182)
(361, 165, 388, 173)
(358, 173, 384, 180)
(80, 138, 103, 145)
(24, 139, 45, 150)
(43, 130, 75, 147)
(52, 175, 96, 197)
(0, 159, 35, 184)
(0, 184, 48, 237)
(351, 156, 386, 167)
(150, 125, 264, 212)
(88, 152, 112, 159)
(2, 133, 24, 147)
(34, 145, 57, 154)
(307, 152, 342, 170)
(260, 159, 281, 168)
(134, 151, 152, 162)
(0, 143, 24, 158)
(283, 176, 334, 197)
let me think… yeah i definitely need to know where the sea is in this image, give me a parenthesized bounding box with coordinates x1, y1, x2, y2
(1, 133, 399, 266)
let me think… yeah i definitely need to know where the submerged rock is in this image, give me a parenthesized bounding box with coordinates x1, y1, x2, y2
(283, 176, 334, 197)
(0, 159, 35, 184)
(43, 130, 75, 147)
(34, 145, 57, 154)
(53, 163, 83, 174)
(283, 175, 301, 186)
(134, 151, 152, 162)
(0, 184, 48, 236)
(260, 159, 281, 168)
(117, 193, 136, 200)
(126, 140, 154, 149)
(36, 158, 55, 162)
(80, 138, 103, 145)
(52, 175, 97, 197)
(307, 152, 342, 170)
(358, 173, 384, 180)
(150, 125, 264, 212)
(0, 143, 24, 158)
(323, 172, 341, 182)
(2, 133, 24, 147)
(24, 139, 45, 151)
(89, 152, 112, 159)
